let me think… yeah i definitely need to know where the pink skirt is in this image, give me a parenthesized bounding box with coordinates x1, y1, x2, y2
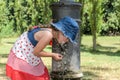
(6, 50, 50, 80)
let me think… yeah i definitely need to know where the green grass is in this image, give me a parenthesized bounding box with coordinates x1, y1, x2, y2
(0, 36, 120, 80)
(81, 36, 120, 80)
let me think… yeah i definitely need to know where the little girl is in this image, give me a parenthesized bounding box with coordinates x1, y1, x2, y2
(6, 16, 79, 80)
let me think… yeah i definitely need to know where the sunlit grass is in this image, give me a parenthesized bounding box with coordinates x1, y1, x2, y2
(81, 35, 120, 80)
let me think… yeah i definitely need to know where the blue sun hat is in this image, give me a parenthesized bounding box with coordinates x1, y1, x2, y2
(51, 16, 79, 43)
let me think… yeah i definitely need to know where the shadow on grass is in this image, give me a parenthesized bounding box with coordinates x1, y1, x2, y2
(81, 44, 120, 56)
(0, 63, 6, 67)
(82, 65, 117, 71)
(91, 50, 120, 56)
(5, 42, 14, 44)
(46, 46, 52, 49)
(82, 71, 98, 80)
(0, 54, 8, 58)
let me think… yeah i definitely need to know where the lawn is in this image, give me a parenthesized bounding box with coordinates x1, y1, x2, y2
(0, 36, 120, 80)
(81, 36, 120, 80)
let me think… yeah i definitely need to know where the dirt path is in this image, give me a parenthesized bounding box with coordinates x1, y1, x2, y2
(0, 68, 8, 80)
(0, 56, 8, 80)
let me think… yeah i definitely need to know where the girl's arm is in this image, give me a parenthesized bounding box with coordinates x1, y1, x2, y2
(38, 51, 63, 61)
(33, 31, 63, 61)
(33, 31, 52, 56)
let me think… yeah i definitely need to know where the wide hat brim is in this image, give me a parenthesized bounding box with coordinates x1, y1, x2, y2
(51, 16, 79, 44)
(51, 22, 76, 43)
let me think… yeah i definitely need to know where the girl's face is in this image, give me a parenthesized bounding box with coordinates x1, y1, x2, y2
(56, 31, 69, 44)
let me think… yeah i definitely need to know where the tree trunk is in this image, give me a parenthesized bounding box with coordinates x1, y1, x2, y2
(79, 0, 84, 46)
(91, 0, 97, 51)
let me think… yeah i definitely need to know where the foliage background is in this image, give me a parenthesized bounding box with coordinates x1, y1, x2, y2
(0, 0, 120, 37)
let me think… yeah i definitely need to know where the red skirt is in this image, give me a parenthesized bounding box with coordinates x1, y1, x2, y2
(6, 50, 50, 80)
(6, 65, 49, 80)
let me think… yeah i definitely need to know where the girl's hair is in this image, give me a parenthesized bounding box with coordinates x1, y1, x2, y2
(28, 23, 58, 31)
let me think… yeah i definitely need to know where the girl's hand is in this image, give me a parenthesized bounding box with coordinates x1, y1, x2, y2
(52, 53, 63, 61)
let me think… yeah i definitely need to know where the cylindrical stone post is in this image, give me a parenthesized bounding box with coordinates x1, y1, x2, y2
(50, 0, 83, 80)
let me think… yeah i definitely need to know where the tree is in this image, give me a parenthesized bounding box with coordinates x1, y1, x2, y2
(89, 0, 102, 51)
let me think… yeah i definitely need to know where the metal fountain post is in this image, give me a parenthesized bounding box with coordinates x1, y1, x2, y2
(50, 0, 83, 80)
